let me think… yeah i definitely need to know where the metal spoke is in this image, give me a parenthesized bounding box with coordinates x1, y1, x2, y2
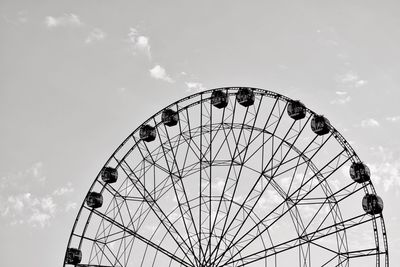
(88, 208, 192, 267)
(118, 154, 199, 267)
(221, 213, 375, 266)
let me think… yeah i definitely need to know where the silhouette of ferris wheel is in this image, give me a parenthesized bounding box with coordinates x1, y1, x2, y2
(64, 87, 388, 267)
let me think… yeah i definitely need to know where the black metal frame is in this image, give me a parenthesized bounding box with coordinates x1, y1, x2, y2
(64, 87, 389, 267)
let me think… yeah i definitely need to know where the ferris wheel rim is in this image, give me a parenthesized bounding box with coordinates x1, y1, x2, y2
(64, 86, 389, 267)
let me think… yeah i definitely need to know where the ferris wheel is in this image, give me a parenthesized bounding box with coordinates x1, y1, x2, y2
(64, 87, 389, 267)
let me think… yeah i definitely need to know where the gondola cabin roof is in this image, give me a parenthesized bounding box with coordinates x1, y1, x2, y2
(236, 88, 255, 107)
(211, 90, 228, 109)
(350, 162, 371, 183)
(287, 100, 306, 120)
(101, 167, 118, 183)
(162, 109, 179, 127)
(66, 248, 82, 265)
(311, 115, 330, 135)
(140, 124, 157, 142)
(86, 192, 103, 209)
(362, 194, 384, 215)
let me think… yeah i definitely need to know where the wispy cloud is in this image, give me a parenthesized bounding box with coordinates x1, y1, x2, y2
(65, 201, 78, 212)
(17, 10, 28, 23)
(85, 28, 106, 44)
(149, 65, 174, 83)
(0, 161, 46, 190)
(52, 182, 74, 196)
(0, 162, 75, 227)
(31, 161, 46, 182)
(3, 10, 28, 25)
(118, 87, 127, 93)
(335, 91, 347, 96)
(336, 71, 367, 88)
(185, 82, 206, 92)
(386, 116, 400, 122)
(128, 28, 151, 58)
(330, 91, 351, 105)
(360, 118, 380, 128)
(45, 13, 82, 28)
(4, 193, 56, 228)
(211, 177, 225, 193)
(369, 146, 400, 193)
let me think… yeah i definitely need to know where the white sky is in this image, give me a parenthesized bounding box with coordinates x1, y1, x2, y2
(0, 0, 399, 266)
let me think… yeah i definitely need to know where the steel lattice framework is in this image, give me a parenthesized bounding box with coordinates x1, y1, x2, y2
(64, 87, 389, 267)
